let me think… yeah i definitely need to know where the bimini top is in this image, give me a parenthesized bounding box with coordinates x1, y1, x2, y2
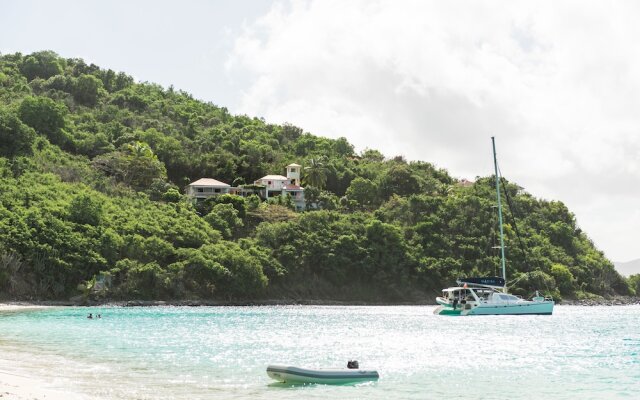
(457, 276, 505, 288)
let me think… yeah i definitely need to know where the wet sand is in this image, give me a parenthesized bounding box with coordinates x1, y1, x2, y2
(0, 303, 49, 312)
(0, 303, 87, 400)
(0, 369, 87, 400)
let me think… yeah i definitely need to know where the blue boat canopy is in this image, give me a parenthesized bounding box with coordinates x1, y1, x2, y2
(457, 276, 505, 287)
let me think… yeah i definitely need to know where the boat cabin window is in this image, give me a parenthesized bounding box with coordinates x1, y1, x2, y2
(477, 291, 491, 301)
(443, 289, 478, 301)
(499, 294, 519, 302)
(462, 290, 474, 300)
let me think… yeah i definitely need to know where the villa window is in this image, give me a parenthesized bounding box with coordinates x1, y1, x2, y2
(290, 168, 296, 173)
(197, 188, 204, 193)
(214, 188, 221, 193)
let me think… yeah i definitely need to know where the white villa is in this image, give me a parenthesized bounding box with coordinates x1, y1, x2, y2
(254, 164, 305, 211)
(186, 163, 306, 211)
(186, 178, 231, 200)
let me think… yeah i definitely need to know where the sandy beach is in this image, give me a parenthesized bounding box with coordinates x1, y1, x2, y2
(0, 369, 87, 400)
(0, 303, 48, 312)
(0, 303, 88, 400)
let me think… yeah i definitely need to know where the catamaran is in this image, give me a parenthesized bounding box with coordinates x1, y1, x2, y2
(433, 137, 554, 316)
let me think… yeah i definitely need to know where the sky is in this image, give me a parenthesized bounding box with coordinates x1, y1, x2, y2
(1, 0, 639, 262)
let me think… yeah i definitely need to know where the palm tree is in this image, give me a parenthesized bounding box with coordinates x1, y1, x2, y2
(303, 157, 328, 189)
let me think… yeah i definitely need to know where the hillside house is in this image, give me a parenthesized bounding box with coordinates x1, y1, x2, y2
(186, 178, 231, 201)
(254, 163, 305, 211)
(187, 163, 305, 210)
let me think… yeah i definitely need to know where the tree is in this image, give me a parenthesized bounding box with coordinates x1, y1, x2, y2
(550, 263, 575, 295)
(43, 74, 73, 93)
(246, 194, 261, 211)
(20, 51, 64, 81)
(364, 220, 412, 287)
(213, 194, 247, 219)
(196, 194, 247, 219)
(204, 203, 243, 239)
(73, 74, 104, 106)
(123, 144, 168, 190)
(333, 137, 354, 156)
(361, 148, 385, 162)
(92, 142, 167, 191)
(75, 132, 115, 158)
(232, 177, 246, 186)
(18, 96, 68, 146)
(0, 107, 36, 157)
(378, 164, 421, 199)
(628, 274, 640, 296)
(346, 177, 378, 207)
(162, 188, 182, 203)
(199, 243, 268, 297)
(280, 123, 303, 143)
(304, 186, 321, 209)
(303, 157, 328, 189)
(68, 193, 103, 226)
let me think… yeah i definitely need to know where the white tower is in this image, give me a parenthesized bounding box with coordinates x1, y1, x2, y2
(286, 163, 301, 185)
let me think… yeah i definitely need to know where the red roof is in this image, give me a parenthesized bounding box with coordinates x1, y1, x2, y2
(283, 184, 303, 191)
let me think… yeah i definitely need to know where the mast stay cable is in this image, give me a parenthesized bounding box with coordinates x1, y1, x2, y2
(497, 164, 552, 295)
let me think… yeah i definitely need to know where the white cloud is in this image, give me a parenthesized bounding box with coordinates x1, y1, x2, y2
(228, 0, 640, 261)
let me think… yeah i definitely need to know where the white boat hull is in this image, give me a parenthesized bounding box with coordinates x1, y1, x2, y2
(434, 300, 554, 316)
(469, 301, 553, 315)
(266, 365, 379, 384)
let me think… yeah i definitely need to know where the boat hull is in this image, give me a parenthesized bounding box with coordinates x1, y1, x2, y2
(266, 365, 379, 384)
(433, 306, 463, 316)
(435, 301, 554, 316)
(470, 301, 553, 315)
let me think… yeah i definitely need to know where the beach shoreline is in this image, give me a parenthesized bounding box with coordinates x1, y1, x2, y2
(2, 296, 640, 308)
(0, 303, 51, 311)
(0, 305, 88, 400)
(0, 369, 87, 400)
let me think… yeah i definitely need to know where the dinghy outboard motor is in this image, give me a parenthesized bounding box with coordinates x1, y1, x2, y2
(347, 360, 359, 369)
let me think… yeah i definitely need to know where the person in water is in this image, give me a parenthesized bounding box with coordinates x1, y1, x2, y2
(87, 313, 93, 319)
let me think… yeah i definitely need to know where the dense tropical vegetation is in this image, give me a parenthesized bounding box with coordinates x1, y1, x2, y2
(0, 51, 633, 302)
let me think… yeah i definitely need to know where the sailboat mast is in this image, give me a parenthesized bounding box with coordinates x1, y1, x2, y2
(491, 137, 507, 288)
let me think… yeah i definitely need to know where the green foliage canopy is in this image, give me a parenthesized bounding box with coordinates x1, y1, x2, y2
(0, 107, 36, 157)
(18, 96, 68, 146)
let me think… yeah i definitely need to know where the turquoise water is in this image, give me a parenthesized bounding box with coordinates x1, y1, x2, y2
(0, 305, 639, 399)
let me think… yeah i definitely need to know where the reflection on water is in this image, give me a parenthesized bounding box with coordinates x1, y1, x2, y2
(1, 305, 639, 399)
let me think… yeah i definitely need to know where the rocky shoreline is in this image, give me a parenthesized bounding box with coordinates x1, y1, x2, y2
(559, 296, 640, 306)
(3, 297, 640, 307)
(0, 299, 430, 307)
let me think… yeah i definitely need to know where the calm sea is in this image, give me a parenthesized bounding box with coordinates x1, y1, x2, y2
(0, 305, 638, 399)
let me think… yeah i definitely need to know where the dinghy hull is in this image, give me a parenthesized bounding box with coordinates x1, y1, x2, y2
(266, 365, 379, 384)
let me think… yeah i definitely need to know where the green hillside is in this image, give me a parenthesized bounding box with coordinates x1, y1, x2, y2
(0, 51, 631, 302)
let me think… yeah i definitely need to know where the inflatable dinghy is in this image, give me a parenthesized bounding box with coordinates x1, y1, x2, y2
(267, 364, 379, 384)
